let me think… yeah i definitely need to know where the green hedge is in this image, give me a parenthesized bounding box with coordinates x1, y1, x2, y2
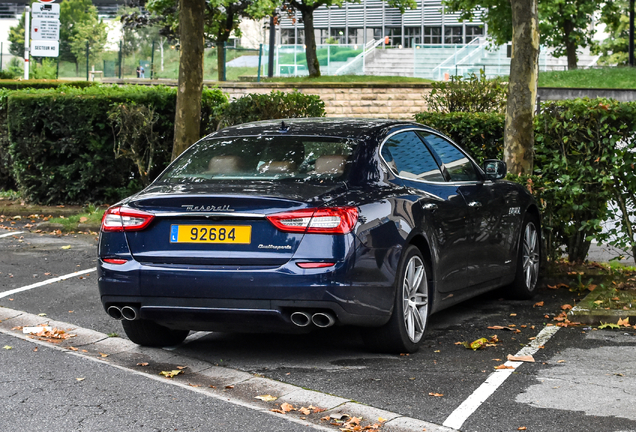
(0, 80, 94, 90)
(416, 99, 636, 263)
(3, 85, 326, 204)
(7, 85, 226, 204)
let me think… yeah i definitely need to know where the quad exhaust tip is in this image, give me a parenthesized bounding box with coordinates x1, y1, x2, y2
(107, 306, 124, 320)
(121, 306, 139, 321)
(290, 311, 311, 327)
(312, 312, 335, 328)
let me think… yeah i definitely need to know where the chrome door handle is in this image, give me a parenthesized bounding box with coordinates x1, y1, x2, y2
(468, 201, 482, 208)
(423, 203, 438, 210)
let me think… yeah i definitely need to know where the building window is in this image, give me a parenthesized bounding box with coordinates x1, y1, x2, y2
(404, 27, 421, 48)
(281, 29, 296, 45)
(329, 27, 346, 44)
(348, 28, 364, 45)
(465, 26, 484, 43)
(444, 26, 463, 44)
(385, 27, 401, 46)
(423, 27, 442, 44)
(316, 29, 330, 44)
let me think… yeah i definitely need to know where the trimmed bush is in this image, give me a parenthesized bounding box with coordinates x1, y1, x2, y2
(7, 85, 227, 204)
(0, 80, 94, 90)
(217, 90, 325, 129)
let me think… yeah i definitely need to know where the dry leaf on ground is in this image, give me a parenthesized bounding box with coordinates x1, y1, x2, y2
(255, 395, 278, 402)
(507, 354, 535, 362)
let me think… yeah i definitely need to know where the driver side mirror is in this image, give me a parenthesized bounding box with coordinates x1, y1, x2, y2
(483, 159, 507, 180)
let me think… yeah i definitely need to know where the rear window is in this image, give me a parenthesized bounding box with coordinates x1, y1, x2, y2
(156, 136, 357, 184)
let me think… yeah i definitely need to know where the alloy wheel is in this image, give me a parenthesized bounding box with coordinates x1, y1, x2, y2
(523, 222, 540, 290)
(402, 255, 428, 343)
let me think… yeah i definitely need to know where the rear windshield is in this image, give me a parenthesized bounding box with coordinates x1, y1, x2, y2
(156, 136, 357, 184)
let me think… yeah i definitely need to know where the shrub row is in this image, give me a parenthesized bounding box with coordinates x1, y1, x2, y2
(2, 85, 324, 204)
(417, 98, 636, 263)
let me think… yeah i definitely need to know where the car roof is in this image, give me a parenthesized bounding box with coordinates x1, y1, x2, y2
(205, 118, 433, 141)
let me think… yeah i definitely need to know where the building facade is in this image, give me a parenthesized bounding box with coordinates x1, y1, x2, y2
(278, 0, 485, 48)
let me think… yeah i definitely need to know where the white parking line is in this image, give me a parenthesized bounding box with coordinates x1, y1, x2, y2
(442, 325, 561, 430)
(0, 267, 97, 299)
(0, 231, 25, 238)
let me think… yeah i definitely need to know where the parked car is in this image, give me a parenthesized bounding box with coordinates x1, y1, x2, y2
(98, 119, 541, 353)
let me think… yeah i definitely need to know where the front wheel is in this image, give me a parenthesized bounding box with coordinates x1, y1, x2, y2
(362, 245, 430, 353)
(508, 215, 541, 299)
(122, 319, 190, 347)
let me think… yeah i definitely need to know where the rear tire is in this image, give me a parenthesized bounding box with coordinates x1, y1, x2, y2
(122, 319, 189, 347)
(508, 215, 541, 299)
(362, 245, 430, 353)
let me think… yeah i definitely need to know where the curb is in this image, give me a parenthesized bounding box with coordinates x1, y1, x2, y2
(0, 307, 455, 432)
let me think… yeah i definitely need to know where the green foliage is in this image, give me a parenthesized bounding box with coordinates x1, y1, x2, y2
(416, 98, 636, 264)
(423, 71, 508, 114)
(8, 12, 25, 58)
(216, 90, 326, 129)
(0, 70, 17, 80)
(60, 0, 99, 64)
(538, 67, 636, 89)
(594, 0, 629, 65)
(29, 59, 58, 80)
(444, 0, 605, 67)
(6, 85, 226, 204)
(69, 14, 109, 66)
(414, 111, 504, 163)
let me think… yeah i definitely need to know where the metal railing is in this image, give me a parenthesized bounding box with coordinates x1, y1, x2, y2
(333, 38, 384, 76)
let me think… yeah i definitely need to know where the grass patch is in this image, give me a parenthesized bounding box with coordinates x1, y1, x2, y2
(538, 67, 636, 89)
(260, 75, 432, 84)
(0, 190, 21, 201)
(49, 206, 104, 231)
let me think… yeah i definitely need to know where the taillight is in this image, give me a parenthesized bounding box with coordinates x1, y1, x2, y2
(297, 262, 335, 269)
(267, 207, 358, 234)
(103, 258, 128, 265)
(101, 206, 155, 232)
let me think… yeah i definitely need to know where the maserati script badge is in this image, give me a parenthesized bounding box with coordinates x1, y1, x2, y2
(181, 205, 235, 212)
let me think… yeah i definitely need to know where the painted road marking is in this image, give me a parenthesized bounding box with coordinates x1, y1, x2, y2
(0, 268, 97, 299)
(0, 231, 25, 238)
(442, 325, 561, 430)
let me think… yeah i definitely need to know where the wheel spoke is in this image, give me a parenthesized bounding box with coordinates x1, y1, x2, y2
(410, 265, 424, 296)
(413, 307, 425, 333)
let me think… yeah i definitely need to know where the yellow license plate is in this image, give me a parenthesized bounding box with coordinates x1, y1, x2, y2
(170, 225, 251, 244)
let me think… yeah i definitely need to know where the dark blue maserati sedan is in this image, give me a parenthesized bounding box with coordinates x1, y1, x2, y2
(98, 118, 541, 353)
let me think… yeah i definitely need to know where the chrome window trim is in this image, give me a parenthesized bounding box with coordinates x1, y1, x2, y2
(378, 127, 484, 186)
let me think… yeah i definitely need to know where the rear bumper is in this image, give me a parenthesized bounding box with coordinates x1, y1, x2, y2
(98, 259, 393, 331)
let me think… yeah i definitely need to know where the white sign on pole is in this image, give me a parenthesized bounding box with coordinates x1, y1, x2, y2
(32, 3, 60, 19)
(31, 19, 60, 41)
(31, 40, 59, 57)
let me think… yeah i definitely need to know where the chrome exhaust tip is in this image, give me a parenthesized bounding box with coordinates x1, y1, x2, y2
(107, 306, 123, 320)
(312, 312, 335, 328)
(121, 306, 139, 321)
(290, 311, 312, 327)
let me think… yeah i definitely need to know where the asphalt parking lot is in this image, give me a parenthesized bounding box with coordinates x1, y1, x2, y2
(2, 224, 636, 432)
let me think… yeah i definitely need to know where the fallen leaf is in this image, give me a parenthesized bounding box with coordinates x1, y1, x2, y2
(209, 385, 216, 389)
(557, 360, 566, 363)
(37, 313, 47, 317)
(561, 304, 573, 311)
(488, 325, 505, 330)
(299, 407, 311, 415)
(61, 245, 72, 250)
(518, 427, 527, 431)
(159, 370, 184, 378)
(255, 395, 278, 402)
(507, 354, 535, 362)
(547, 284, 558, 289)
(617, 317, 630, 327)
(225, 385, 234, 389)
(188, 383, 202, 387)
(280, 402, 295, 412)
(588, 284, 597, 291)
(76, 377, 85, 381)
(533, 301, 544, 307)
(510, 313, 517, 317)
(68, 346, 78, 351)
(378, 417, 387, 423)
(176, 366, 187, 370)
(79, 217, 88, 223)
(3, 345, 12, 350)
(495, 364, 514, 370)
(271, 409, 286, 414)
(137, 362, 149, 367)
(99, 352, 109, 358)
(428, 392, 444, 397)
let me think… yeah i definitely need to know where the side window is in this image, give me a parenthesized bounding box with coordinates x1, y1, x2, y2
(419, 132, 480, 182)
(381, 131, 445, 182)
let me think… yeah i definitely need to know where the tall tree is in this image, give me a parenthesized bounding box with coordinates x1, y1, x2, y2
(594, 0, 630, 65)
(504, 0, 539, 175)
(172, 0, 205, 160)
(69, 15, 109, 67)
(282, 0, 417, 77)
(140, 0, 275, 81)
(443, 0, 607, 69)
(60, 0, 100, 69)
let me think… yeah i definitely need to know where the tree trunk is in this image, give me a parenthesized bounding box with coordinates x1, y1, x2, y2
(172, 0, 205, 161)
(564, 20, 578, 70)
(503, 0, 540, 176)
(217, 44, 226, 81)
(301, 8, 321, 77)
